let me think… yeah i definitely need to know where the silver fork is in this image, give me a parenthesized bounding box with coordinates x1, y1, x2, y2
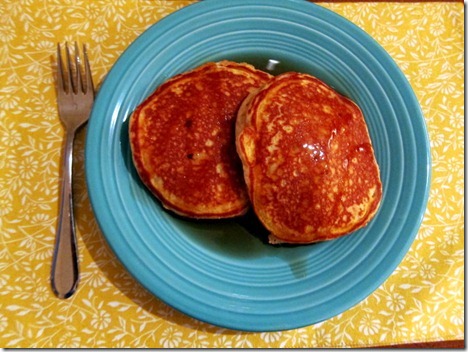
(51, 42, 94, 299)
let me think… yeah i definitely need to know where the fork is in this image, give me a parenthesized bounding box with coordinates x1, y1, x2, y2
(51, 42, 94, 299)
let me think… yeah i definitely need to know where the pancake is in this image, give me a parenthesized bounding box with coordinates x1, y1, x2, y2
(236, 72, 382, 243)
(129, 61, 272, 218)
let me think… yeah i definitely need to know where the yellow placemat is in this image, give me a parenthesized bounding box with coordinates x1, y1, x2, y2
(0, 1, 463, 348)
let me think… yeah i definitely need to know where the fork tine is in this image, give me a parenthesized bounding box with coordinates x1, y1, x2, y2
(57, 43, 66, 93)
(74, 42, 84, 94)
(72, 42, 80, 94)
(65, 42, 75, 94)
(82, 44, 94, 95)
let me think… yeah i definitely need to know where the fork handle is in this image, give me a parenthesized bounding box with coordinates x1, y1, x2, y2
(51, 129, 79, 299)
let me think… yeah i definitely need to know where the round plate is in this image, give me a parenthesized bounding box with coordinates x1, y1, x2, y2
(85, 0, 430, 331)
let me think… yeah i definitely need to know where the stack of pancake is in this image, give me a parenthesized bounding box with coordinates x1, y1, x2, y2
(129, 61, 382, 244)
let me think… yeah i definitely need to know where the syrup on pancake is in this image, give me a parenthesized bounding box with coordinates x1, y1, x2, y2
(236, 72, 382, 244)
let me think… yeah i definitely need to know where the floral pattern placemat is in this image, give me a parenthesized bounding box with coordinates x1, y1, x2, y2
(0, 0, 463, 348)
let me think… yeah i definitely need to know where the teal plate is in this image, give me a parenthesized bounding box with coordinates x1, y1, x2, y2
(85, 0, 431, 331)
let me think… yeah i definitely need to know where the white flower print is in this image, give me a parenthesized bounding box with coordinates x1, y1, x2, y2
(0, 92, 20, 109)
(18, 156, 38, 179)
(418, 65, 433, 79)
(439, 80, 457, 95)
(159, 327, 182, 348)
(57, 332, 81, 348)
(430, 188, 443, 208)
(409, 321, 428, 341)
(0, 23, 15, 42)
(429, 21, 445, 36)
(443, 232, 459, 247)
(419, 264, 437, 280)
(386, 293, 406, 312)
(449, 110, 464, 130)
(429, 131, 445, 149)
(403, 29, 419, 47)
(212, 335, 232, 348)
(90, 310, 111, 330)
(31, 213, 49, 223)
(81, 262, 107, 288)
(0, 313, 8, 332)
(260, 331, 282, 344)
(91, 25, 109, 43)
(417, 225, 434, 240)
(33, 285, 48, 303)
(358, 314, 381, 336)
(312, 328, 332, 346)
(0, 194, 13, 216)
(446, 157, 461, 174)
(1, 128, 21, 147)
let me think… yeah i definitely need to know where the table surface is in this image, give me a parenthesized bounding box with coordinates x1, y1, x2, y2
(0, 0, 463, 348)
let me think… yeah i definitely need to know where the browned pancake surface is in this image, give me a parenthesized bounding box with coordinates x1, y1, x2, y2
(130, 61, 272, 218)
(236, 72, 382, 243)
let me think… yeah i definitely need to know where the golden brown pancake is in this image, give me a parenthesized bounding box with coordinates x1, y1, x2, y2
(129, 61, 272, 218)
(236, 72, 382, 243)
